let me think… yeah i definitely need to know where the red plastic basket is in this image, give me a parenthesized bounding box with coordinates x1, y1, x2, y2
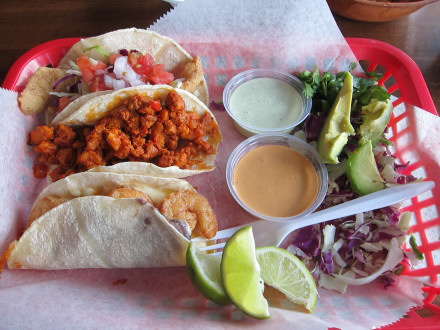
(346, 38, 437, 116)
(2, 37, 439, 328)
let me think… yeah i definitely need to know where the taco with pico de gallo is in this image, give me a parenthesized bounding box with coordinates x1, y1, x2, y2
(18, 28, 208, 121)
(1, 171, 218, 271)
(29, 85, 222, 181)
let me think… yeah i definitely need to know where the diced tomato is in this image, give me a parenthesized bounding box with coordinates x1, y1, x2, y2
(89, 76, 112, 92)
(82, 68, 94, 83)
(33, 162, 48, 179)
(58, 96, 71, 112)
(89, 60, 106, 71)
(128, 52, 140, 68)
(108, 52, 122, 65)
(129, 53, 155, 76)
(150, 99, 162, 112)
(149, 64, 174, 85)
(77, 54, 107, 83)
(137, 54, 155, 75)
(77, 54, 91, 69)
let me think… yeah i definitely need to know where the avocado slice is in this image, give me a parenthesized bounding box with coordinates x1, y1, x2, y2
(359, 99, 393, 146)
(347, 140, 385, 195)
(317, 72, 355, 164)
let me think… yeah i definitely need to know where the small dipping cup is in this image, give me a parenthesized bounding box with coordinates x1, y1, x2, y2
(223, 69, 312, 137)
(226, 134, 328, 221)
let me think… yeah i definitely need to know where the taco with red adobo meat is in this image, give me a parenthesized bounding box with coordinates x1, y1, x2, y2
(29, 85, 222, 181)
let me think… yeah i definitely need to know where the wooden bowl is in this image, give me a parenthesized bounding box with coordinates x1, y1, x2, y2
(327, 0, 439, 22)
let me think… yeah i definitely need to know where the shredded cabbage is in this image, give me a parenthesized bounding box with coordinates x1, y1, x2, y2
(333, 238, 404, 286)
(284, 127, 420, 292)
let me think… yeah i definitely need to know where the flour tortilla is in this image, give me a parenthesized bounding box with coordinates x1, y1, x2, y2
(47, 90, 112, 124)
(20, 28, 208, 118)
(27, 171, 195, 227)
(8, 172, 199, 270)
(57, 28, 209, 105)
(7, 196, 190, 269)
(51, 85, 222, 178)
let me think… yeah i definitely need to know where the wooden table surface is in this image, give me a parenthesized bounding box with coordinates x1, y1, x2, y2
(1, 0, 439, 112)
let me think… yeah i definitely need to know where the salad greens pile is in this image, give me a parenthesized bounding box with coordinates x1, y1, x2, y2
(284, 66, 422, 293)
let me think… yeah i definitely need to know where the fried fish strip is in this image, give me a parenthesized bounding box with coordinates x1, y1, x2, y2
(180, 56, 204, 94)
(19, 67, 76, 115)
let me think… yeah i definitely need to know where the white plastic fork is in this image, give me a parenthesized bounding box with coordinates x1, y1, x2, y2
(193, 181, 435, 253)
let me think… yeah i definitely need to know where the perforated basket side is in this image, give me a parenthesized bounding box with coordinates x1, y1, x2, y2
(346, 37, 438, 115)
(347, 38, 440, 326)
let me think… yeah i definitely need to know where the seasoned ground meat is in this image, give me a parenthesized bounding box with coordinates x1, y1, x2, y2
(29, 90, 219, 181)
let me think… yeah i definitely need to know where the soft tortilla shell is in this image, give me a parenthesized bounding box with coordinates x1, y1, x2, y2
(48, 90, 112, 125)
(51, 85, 222, 178)
(8, 196, 189, 269)
(28, 171, 195, 226)
(57, 28, 208, 105)
(52, 85, 214, 125)
(87, 162, 212, 178)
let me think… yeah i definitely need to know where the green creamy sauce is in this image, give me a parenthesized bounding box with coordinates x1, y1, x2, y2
(230, 78, 303, 129)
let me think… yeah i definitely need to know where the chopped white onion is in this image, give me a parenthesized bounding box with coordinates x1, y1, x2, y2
(94, 69, 108, 76)
(66, 69, 82, 76)
(113, 56, 144, 87)
(114, 79, 127, 90)
(49, 92, 77, 97)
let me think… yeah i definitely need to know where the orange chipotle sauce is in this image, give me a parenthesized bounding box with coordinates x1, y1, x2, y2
(233, 145, 319, 217)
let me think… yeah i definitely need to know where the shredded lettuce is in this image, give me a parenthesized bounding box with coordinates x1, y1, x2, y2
(83, 45, 110, 57)
(333, 238, 403, 286)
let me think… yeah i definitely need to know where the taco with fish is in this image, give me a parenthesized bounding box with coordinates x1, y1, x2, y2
(18, 28, 209, 122)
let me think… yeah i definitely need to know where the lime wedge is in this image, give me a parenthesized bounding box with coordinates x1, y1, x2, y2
(256, 246, 318, 312)
(221, 226, 270, 319)
(185, 241, 231, 305)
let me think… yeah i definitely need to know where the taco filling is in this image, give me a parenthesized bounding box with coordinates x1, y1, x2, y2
(18, 28, 208, 117)
(29, 89, 220, 181)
